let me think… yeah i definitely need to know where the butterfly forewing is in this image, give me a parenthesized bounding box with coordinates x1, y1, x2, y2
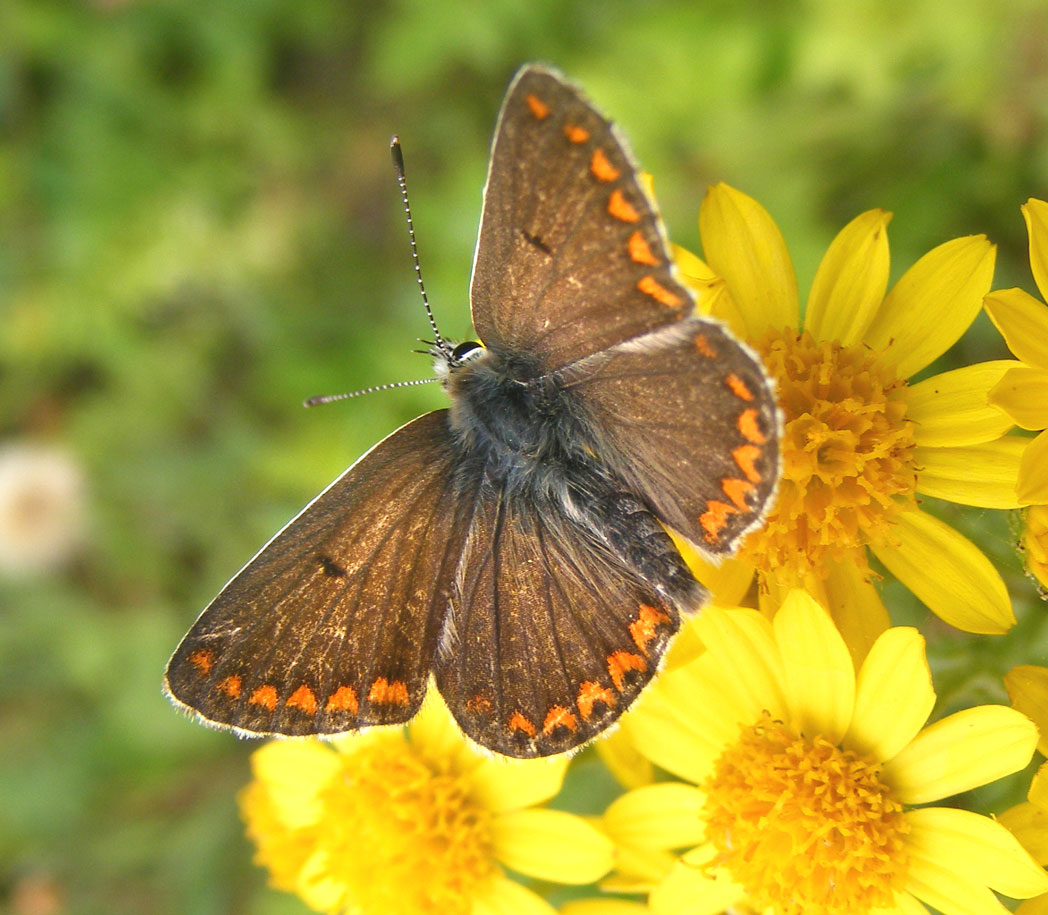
(471, 65, 693, 371)
(165, 411, 470, 736)
(436, 488, 680, 758)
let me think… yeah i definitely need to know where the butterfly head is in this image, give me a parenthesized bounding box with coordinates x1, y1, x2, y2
(432, 339, 487, 386)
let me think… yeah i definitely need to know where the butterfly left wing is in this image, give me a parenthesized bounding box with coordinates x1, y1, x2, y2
(435, 487, 681, 758)
(165, 410, 474, 736)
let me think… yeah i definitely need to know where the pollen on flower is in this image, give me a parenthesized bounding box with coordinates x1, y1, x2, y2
(701, 714, 909, 915)
(243, 736, 495, 915)
(740, 329, 918, 581)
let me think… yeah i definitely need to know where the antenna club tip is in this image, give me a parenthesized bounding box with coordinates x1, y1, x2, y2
(390, 134, 400, 148)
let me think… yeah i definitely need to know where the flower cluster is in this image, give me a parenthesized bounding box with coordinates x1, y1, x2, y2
(237, 189, 1048, 915)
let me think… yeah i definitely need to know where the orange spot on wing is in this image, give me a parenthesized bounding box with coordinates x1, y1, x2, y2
(217, 675, 241, 699)
(590, 148, 620, 182)
(630, 603, 672, 656)
(608, 188, 641, 223)
(738, 408, 767, 444)
(508, 711, 537, 737)
(700, 500, 737, 543)
(722, 477, 756, 511)
(628, 230, 659, 265)
(368, 677, 410, 707)
(325, 685, 359, 714)
(286, 685, 318, 715)
(466, 694, 493, 715)
(189, 649, 214, 676)
(577, 681, 617, 720)
(542, 705, 578, 734)
(733, 444, 763, 484)
(525, 93, 550, 120)
(694, 333, 718, 358)
(607, 651, 647, 692)
(725, 372, 755, 401)
(564, 122, 590, 143)
(637, 276, 683, 308)
(249, 685, 278, 711)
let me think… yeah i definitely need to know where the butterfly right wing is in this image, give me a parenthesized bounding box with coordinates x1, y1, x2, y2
(164, 410, 471, 736)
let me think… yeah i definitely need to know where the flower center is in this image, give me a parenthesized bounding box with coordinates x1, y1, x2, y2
(741, 328, 917, 581)
(701, 715, 909, 915)
(315, 736, 495, 915)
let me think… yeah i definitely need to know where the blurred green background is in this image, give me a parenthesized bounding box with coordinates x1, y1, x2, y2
(3, 1, 1048, 912)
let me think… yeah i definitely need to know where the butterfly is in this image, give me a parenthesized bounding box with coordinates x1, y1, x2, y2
(164, 63, 780, 758)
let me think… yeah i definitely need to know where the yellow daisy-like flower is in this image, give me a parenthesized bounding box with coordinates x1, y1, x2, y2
(601, 590, 1048, 915)
(984, 198, 1048, 506)
(1000, 762, 1048, 915)
(676, 184, 1023, 645)
(240, 692, 613, 915)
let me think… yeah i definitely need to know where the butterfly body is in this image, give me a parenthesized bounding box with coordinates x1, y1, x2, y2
(165, 64, 781, 758)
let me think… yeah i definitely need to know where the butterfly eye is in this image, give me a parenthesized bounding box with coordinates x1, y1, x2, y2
(451, 341, 486, 365)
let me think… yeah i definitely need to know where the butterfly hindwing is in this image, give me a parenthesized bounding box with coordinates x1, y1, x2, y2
(435, 487, 681, 758)
(471, 65, 693, 371)
(164, 411, 470, 736)
(567, 316, 781, 556)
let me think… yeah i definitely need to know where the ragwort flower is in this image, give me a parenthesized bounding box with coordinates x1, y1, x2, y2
(240, 691, 612, 914)
(601, 590, 1048, 915)
(677, 184, 1023, 647)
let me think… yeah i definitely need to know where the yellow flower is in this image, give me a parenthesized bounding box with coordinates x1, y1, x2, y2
(678, 184, 1021, 647)
(999, 762, 1048, 915)
(1021, 504, 1048, 593)
(602, 590, 1048, 915)
(984, 198, 1048, 506)
(240, 691, 613, 914)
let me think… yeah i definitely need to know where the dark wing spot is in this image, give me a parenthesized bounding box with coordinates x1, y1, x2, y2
(521, 229, 551, 255)
(316, 553, 347, 578)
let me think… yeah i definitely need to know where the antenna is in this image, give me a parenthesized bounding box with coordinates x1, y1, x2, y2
(305, 137, 450, 410)
(304, 377, 438, 408)
(390, 135, 449, 355)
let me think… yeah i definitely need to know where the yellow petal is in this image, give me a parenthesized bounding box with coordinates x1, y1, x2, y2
(410, 687, 485, 774)
(984, 286, 1048, 368)
(883, 705, 1038, 805)
(1019, 431, 1048, 503)
(821, 557, 892, 666)
(699, 183, 800, 336)
(593, 722, 655, 789)
(892, 891, 935, 915)
(1000, 799, 1048, 866)
(491, 809, 613, 884)
(805, 208, 892, 344)
(989, 365, 1048, 431)
(905, 847, 1019, 915)
(1004, 665, 1048, 758)
(649, 857, 745, 915)
(1024, 198, 1048, 306)
(559, 899, 649, 915)
(846, 626, 934, 763)
(250, 740, 341, 829)
(469, 754, 570, 815)
(625, 685, 721, 785)
(773, 589, 855, 743)
(865, 235, 996, 378)
(603, 782, 707, 851)
(472, 875, 556, 915)
(905, 806, 1048, 898)
(1018, 895, 1048, 915)
(691, 606, 787, 723)
(909, 361, 1018, 446)
(914, 437, 1027, 508)
(671, 531, 755, 608)
(1030, 760, 1048, 809)
(871, 509, 1015, 633)
(656, 656, 756, 749)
